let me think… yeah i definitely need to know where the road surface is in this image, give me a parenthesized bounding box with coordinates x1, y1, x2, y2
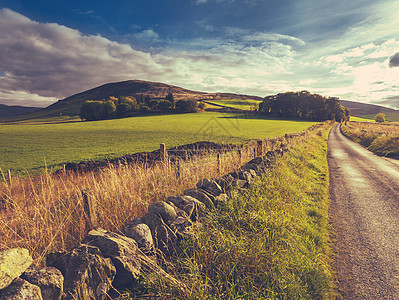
(328, 123, 399, 299)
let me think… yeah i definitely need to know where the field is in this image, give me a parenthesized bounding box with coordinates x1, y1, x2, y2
(341, 121, 399, 157)
(0, 112, 317, 175)
(206, 99, 261, 110)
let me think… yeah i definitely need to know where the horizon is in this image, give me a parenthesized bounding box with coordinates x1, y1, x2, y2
(0, 0, 398, 109)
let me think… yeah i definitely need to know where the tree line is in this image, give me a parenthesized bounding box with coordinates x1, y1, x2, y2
(79, 93, 205, 121)
(259, 91, 350, 121)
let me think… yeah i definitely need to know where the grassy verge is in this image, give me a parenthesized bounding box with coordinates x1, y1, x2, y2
(142, 122, 337, 299)
(341, 121, 399, 157)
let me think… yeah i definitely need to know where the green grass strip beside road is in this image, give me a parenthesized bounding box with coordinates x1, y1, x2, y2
(141, 123, 338, 299)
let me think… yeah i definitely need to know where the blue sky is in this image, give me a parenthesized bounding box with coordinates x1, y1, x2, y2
(0, 0, 398, 108)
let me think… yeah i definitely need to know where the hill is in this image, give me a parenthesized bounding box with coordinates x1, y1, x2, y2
(340, 100, 399, 122)
(0, 104, 40, 118)
(4, 80, 265, 121)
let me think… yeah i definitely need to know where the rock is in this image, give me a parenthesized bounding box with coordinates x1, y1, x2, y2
(47, 244, 116, 300)
(121, 223, 154, 254)
(196, 178, 212, 189)
(21, 267, 63, 300)
(216, 175, 235, 191)
(142, 213, 179, 256)
(0, 248, 33, 290)
(0, 277, 43, 300)
(81, 229, 141, 289)
(148, 202, 177, 224)
(184, 188, 215, 209)
(197, 179, 223, 196)
(214, 193, 228, 208)
(46, 251, 73, 276)
(233, 179, 250, 189)
(167, 195, 206, 221)
(169, 216, 192, 237)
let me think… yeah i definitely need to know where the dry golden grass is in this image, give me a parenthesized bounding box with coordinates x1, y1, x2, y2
(342, 121, 399, 156)
(0, 148, 260, 266)
(0, 126, 318, 267)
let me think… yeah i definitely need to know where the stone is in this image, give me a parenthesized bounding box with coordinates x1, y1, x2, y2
(167, 195, 206, 221)
(0, 277, 43, 300)
(148, 202, 177, 224)
(0, 248, 33, 290)
(214, 193, 228, 208)
(233, 179, 250, 189)
(169, 216, 192, 237)
(184, 188, 215, 210)
(81, 229, 140, 289)
(216, 175, 235, 191)
(47, 244, 116, 300)
(121, 223, 154, 254)
(21, 267, 64, 300)
(197, 179, 223, 196)
(142, 213, 179, 256)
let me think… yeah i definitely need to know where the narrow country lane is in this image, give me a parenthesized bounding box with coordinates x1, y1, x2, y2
(328, 123, 399, 299)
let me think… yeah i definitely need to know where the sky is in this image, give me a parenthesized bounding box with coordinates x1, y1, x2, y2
(0, 0, 399, 108)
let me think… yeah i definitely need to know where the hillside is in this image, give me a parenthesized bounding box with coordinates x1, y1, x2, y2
(0, 104, 40, 118)
(340, 100, 399, 122)
(4, 80, 265, 121)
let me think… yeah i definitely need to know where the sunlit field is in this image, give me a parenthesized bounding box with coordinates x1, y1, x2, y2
(0, 112, 317, 174)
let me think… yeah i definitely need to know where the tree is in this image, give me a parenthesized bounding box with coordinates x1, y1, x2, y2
(176, 99, 198, 112)
(375, 112, 386, 123)
(165, 92, 175, 103)
(79, 100, 115, 121)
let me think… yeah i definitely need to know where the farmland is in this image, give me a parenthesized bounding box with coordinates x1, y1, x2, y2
(0, 112, 317, 174)
(205, 98, 261, 110)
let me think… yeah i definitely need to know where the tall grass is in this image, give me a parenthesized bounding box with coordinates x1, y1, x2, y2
(137, 122, 337, 299)
(341, 121, 399, 157)
(0, 148, 260, 266)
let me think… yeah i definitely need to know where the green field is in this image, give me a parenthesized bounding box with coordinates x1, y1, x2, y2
(0, 112, 316, 174)
(207, 99, 261, 110)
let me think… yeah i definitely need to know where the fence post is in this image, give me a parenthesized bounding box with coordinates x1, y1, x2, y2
(257, 140, 263, 157)
(176, 159, 181, 179)
(217, 153, 221, 175)
(160, 143, 167, 164)
(82, 189, 99, 231)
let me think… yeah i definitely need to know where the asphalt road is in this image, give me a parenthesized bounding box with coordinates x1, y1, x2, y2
(328, 123, 399, 299)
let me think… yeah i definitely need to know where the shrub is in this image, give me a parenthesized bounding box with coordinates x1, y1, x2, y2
(375, 113, 386, 123)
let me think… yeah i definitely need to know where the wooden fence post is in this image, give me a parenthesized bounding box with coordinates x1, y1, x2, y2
(160, 143, 167, 164)
(82, 189, 99, 231)
(176, 159, 181, 179)
(217, 153, 221, 175)
(257, 140, 263, 157)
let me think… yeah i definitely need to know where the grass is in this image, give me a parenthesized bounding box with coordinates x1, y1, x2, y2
(0, 140, 267, 266)
(137, 122, 337, 299)
(0, 112, 317, 175)
(0, 120, 336, 298)
(206, 99, 261, 110)
(341, 121, 399, 157)
(349, 116, 374, 122)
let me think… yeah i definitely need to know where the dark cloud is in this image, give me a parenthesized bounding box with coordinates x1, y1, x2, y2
(389, 52, 399, 67)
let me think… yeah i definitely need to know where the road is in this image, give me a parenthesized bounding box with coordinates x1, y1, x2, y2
(328, 123, 399, 299)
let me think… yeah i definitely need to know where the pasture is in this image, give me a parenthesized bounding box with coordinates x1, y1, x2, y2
(206, 98, 261, 110)
(0, 112, 316, 174)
